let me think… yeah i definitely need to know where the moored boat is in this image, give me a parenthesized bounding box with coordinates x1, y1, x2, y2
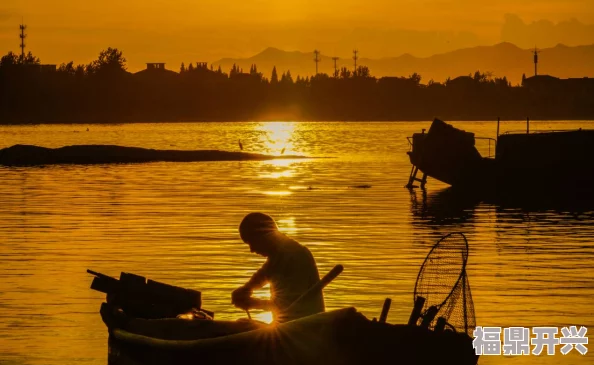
(406, 119, 594, 192)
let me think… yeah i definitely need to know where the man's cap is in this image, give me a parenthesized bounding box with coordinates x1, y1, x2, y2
(239, 212, 279, 242)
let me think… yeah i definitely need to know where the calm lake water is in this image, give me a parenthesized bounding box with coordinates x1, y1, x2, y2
(0, 121, 593, 365)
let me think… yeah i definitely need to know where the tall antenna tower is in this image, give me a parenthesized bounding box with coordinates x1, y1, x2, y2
(352, 49, 359, 73)
(313, 50, 321, 75)
(19, 21, 27, 64)
(533, 47, 540, 76)
(332, 57, 339, 77)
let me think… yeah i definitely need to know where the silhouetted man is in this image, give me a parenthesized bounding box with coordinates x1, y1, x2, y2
(232, 213, 324, 323)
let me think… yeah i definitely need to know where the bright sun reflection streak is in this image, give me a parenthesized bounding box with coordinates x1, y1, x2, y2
(261, 191, 292, 196)
(254, 311, 274, 324)
(257, 121, 300, 177)
(262, 158, 301, 168)
(260, 170, 293, 179)
(277, 217, 298, 236)
(252, 287, 274, 324)
(257, 121, 296, 155)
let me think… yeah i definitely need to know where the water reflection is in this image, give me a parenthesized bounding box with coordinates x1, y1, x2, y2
(260, 191, 292, 196)
(409, 188, 479, 226)
(411, 186, 594, 225)
(277, 217, 298, 236)
(493, 189, 594, 215)
(256, 121, 296, 155)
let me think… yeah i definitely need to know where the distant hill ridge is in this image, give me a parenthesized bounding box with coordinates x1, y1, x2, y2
(212, 42, 594, 85)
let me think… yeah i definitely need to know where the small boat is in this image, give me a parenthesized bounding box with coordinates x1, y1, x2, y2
(101, 303, 478, 365)
(406, 119, 594, 192)
(90, 234, 479, 365)
(90, 272, 478, 364)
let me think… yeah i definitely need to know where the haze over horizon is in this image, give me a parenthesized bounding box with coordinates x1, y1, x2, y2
(1, 1, 594, 72)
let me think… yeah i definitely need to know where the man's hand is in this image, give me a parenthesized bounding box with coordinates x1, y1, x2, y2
(231, 286, 252, 308)
(234, 297, 276, 312)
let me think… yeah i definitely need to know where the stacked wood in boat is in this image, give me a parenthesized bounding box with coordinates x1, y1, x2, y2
(88, 269, 206, 319)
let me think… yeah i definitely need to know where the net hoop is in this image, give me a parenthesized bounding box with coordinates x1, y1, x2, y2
(413, 232, 469, 310)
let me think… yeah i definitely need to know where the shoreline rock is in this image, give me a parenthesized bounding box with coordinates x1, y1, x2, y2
(0, 144, 308, 166)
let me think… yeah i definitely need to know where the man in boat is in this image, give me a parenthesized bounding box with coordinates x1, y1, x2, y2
(232, 212, 325, 323)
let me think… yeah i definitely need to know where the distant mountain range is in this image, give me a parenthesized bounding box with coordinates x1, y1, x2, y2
(212, 42, 594, 85)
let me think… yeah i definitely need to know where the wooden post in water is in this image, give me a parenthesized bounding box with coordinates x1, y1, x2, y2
(527, 117, 530, 134)
(496, 117, 500, 138)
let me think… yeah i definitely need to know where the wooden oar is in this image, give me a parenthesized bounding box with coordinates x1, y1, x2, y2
(285, 264, 343, 313)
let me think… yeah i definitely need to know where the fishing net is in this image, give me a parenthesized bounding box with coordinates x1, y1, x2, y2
(412, 232, 476, 336)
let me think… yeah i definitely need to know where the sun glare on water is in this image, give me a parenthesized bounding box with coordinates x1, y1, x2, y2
(257, 121, 296, 156)
(255, 122, 301, 196)
(254, 311, 274, 324)
(251, 287, 274, 324)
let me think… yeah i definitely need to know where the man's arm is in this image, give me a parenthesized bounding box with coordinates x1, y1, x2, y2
(232, 260, 271, 308)
(243, 258, 272, 291)
(243, 259, 271, 290)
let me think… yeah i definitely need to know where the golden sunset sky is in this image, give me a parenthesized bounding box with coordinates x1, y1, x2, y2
(1, 0, 593, 71)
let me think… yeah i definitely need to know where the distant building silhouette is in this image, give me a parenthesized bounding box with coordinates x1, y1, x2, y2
(565, 77, 594, 92)
(522, 75, 594, 94)
(447, 76, 475, 88)
(135, 62, 177, 79)
(378, 76, 416, 88)
(522, 74, 559, 88)
(146, 63, 166, 71)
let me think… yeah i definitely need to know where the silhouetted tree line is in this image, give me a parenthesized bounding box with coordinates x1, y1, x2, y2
(1, 48, 593, 123)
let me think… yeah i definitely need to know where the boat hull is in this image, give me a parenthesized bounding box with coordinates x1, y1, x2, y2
(407, 119, 594, 192)
(103, 307, 478, 365)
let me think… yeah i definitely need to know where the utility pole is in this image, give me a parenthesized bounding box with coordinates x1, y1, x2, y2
(332, 57, 339, 78)
(19, 21, 27, 64)
(313, 50, 321, 75)
(352, 49, 359, 73)
(533, 47, 540, 77)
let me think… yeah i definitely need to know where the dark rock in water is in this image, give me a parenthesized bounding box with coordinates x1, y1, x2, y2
(0, 144, 307, 166)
